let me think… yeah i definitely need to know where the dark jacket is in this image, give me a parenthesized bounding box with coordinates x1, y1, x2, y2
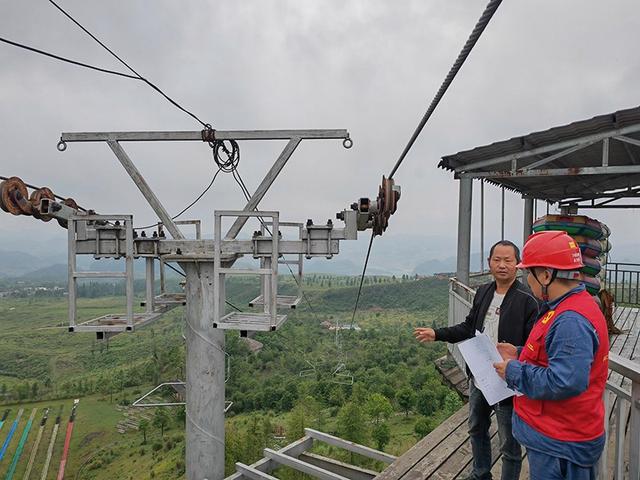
(435, 279, 538, 347)
(435, 279, 538, 405)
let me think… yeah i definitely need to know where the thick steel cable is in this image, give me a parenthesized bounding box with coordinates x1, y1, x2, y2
(388, 0, 503, 179)
(350, 0, 503, 334)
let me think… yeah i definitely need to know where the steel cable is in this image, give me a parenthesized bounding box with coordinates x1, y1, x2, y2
(348, 0, 504, 350)
(388, 0, 503, 179)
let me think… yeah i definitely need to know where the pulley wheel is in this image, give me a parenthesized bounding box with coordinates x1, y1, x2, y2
(30, 187, 55, 222)
(0, 177, 31, 216)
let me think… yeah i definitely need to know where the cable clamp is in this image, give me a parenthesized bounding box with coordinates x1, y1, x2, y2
(201, 124, 216, 143)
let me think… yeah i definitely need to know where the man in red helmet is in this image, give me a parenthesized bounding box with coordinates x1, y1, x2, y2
(415, 240, 538, 480)
(493, 231, 609, 480)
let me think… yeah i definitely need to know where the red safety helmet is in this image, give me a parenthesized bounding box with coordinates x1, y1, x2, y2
(517, 230, 584, 271)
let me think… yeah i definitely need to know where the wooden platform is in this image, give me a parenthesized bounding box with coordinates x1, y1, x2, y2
(376, 305, 640, 480)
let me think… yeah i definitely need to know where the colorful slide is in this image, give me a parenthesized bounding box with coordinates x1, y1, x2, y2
(39, 406, 63, 480)
(22, 408, 49, 480)
(5, 408, 38, 480)
(56, 400, 79, 480)
(0, 409, 24, 463)
(0, 410, 10, 432)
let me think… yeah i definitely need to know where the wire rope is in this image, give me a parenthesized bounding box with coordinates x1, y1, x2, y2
(388, 0, 503, 179)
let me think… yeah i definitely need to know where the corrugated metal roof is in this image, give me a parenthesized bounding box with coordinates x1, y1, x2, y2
(439, 106, 640, 202)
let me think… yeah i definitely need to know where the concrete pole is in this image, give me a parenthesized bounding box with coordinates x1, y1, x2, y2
(456, 178, 473, 286)
(185, 263, 225, 480)
(523, 197, 534, 245)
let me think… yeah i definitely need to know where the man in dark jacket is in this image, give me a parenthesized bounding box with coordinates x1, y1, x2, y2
(414, 240, 538, 480)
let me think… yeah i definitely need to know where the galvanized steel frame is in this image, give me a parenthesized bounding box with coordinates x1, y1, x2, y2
(58, 127, 353, 480)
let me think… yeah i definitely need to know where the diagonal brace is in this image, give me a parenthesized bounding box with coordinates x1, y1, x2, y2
(107, 141, 184, 239)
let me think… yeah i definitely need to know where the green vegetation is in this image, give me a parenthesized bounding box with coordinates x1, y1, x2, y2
(0, 275, 460, 479)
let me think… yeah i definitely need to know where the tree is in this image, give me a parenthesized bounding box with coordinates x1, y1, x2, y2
(396, 387, 416, 416)
(153, 409, 169, 438)
(414, 417, 432, 438)
(139, 419, 149, 444)
(336, 402, 366, 444)
(372, 423, 391, 451)
(416, 388, 439, 417)
(365, 394, 393, 425)
(286, 405, 305, 442)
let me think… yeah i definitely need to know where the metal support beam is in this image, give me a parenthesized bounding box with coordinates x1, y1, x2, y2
(184, 263, 225, 480)
(235, 463, 279, 480)
(263, 449, 350, 480)
(456, 178, 472, 286)
(225, 138, 301, 240)
(61, 129, 349, 142)
(304, 428, 396, 463)
(107, 141, 184, 240)
(522, 140, 598, 171)
(298, 453, 377, 480)
(454, 123, 640, 172)
(631, 381, 640, 480)
(501, 187, 505, 240)
(458, 164, 640, 179)
(523, 198, 533, 244)
(615, 135, 640, 149)
(145, 258, 155, 314)
(480, 180, 485, 273)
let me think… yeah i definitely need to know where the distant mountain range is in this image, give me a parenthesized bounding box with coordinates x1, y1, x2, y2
(1, 233, 638, 280)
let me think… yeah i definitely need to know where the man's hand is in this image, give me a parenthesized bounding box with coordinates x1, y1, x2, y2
(497, 342, 518, 361)
(493, 360, 510, 379)
(413, 327, 436, 343)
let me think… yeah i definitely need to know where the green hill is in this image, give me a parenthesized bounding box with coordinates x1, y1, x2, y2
(0, 276, 456, 479)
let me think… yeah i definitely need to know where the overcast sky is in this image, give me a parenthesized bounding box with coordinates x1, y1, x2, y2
(1, 1, 639, 267)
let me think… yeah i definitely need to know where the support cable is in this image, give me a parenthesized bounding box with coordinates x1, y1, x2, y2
(349, 232, 375, 329)
(388, 0, 503, 179)
(47, 0, 208, 127)
(0, 37, 139, 80)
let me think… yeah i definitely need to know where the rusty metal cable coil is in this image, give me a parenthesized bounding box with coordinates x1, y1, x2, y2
(0, 177, 32, 215)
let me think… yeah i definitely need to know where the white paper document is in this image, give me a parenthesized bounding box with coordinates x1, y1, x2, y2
(457, 331, 517, 406)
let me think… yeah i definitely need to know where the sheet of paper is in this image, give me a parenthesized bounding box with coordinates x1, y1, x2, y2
(457, 331, 516, 406)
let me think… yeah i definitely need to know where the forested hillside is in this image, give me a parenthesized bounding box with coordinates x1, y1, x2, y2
(0, 275, 457, 479)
